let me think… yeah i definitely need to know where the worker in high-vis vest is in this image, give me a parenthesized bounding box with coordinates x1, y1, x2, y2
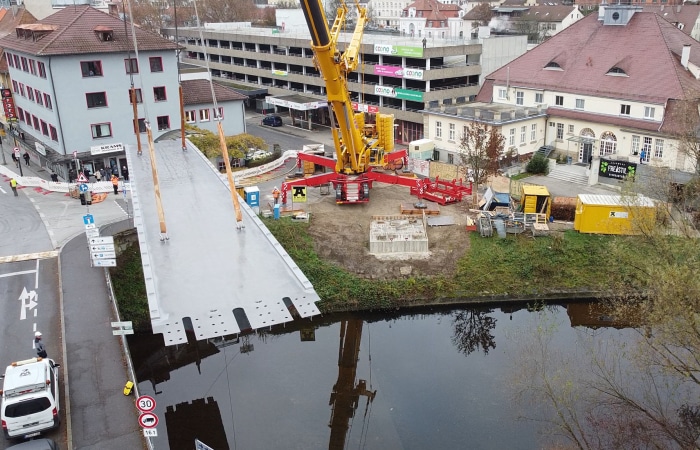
(111, 174, 119, 195)
(9, 178, 18, 197)
(272, 187, 280, 205)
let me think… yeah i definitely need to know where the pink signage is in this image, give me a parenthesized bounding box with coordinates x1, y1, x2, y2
(352, 102, 379, 114)
(373, 65, 404, 78)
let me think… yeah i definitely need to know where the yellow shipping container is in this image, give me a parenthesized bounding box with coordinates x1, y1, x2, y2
(573, 194, 656, 235)
(521, 185, 551, 217)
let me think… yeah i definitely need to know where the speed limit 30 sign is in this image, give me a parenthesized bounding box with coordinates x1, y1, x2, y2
(136, 395, 156, 412)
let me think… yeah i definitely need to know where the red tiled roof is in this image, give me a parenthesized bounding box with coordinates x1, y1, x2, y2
(181, 79, 248, 105)
(642, 4, 700, 35)
(513, 6, 580, 23)
(0, 5, 177, 56)
(0, 7, 37, 39)
(659, 98, 699, 135)
(481, 12, 700, 104)
(404, 0, 461, 20)
(547, 107, 662, 133)
(475, 79, 494, 103)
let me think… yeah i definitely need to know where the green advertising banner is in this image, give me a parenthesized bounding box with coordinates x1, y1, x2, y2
(394, 46, 423, 58)
(394, 88, 424, 102)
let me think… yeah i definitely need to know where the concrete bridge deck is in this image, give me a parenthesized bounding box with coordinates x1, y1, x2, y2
(126, 139, 320, 345)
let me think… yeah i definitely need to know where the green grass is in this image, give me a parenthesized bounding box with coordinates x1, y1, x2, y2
(509, 172, 534, 181)
(109, 245, 151, 331)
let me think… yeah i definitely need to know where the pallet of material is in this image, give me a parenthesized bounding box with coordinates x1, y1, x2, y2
(400, 203, 440, 215)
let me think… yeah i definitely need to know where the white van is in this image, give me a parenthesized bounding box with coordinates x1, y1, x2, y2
(1, 358, 61, 439)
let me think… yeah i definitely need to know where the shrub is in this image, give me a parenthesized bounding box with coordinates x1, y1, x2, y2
(527, 153, 549, 175)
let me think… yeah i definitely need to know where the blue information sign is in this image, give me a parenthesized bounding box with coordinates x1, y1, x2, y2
(83, 214, 94, 225)
(79, 183, 89, 193)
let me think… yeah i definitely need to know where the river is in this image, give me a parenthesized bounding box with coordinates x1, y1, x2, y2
(128, 302, 632, 450)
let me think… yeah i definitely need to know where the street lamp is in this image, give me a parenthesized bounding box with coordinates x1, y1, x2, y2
(10, 125, 22, 176)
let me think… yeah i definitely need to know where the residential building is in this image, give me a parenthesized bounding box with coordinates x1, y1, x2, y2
(399, 0, 465, 39)
(372, 0, 412, 28)
(22, 0, 110, 20)
(0, 5, 180, 177)
(476, 5, 700, 174)
(641, 4, 700, 40)
(181, 78, 247, 136)
(0, 6, 37, 91)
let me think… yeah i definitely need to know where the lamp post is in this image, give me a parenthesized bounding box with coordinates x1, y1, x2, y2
(10, 125, 22, 176)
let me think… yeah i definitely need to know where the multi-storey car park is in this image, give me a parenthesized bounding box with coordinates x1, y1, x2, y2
(162, 24, 526, 144)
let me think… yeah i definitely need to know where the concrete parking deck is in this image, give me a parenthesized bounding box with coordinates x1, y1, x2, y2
(126, 139, 321, 345)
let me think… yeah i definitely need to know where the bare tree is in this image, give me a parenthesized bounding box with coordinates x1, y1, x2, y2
(458, 121, 505, 196)
(470, 3, 494, 27)
(514, 20, 549, 44)
(451, 309, 497, 356)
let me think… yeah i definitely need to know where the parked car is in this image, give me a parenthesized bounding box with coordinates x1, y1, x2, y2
(7, 439, 59, 450)
(261, 115, 283, 127)
(1, 358, 61, 439)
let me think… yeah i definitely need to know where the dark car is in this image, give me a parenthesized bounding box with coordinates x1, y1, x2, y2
(7, 439, 59, 450)
(261, 115, 283, 127)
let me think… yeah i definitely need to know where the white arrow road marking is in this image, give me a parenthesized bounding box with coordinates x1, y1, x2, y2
(19, 287, 38, 321)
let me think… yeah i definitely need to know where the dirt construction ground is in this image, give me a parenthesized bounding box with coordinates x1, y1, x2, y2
(296, 176, 514, 280)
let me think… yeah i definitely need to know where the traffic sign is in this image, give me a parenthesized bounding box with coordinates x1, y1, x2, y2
(85, 229, 100, 238)
(72, 150, 77, 158)
(89, 237, 113, 245)
(138, 412, 159, 428)
(85, 223, 96, 230)
(83, 214, 94, 224)
(91, 251, 116, 259)
(143, 429, 157, 437)
(93, 259, 116, 267)
(195, 439, 215, 450)
(136, 395, 156, 412)
(90, 244, 114, 252)
(79, 184, 89, 193)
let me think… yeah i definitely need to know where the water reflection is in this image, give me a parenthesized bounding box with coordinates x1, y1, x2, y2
(127, 302, 615, 450)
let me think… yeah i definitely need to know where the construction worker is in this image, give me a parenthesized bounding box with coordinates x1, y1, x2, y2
(272, 186, 280, 205)
(111, 174, 119, 195)
(9, 177, 18, 196)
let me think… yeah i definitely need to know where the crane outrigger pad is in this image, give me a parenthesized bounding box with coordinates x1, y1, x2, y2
(126, 140, 321, 344)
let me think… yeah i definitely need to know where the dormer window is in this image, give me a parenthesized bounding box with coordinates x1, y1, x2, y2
(544, 61, 562, 70)
(94, 26, 114, 42)
(607, 66, 628, 77)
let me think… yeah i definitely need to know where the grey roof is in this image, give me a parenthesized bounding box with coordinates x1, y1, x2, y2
(181, 79, 247, 105)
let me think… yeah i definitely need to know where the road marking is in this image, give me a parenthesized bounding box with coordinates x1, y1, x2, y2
(35, 259, 40, 289)
(0, 270, 36, 278)
(0, 251, 59, 264)
(0, 186, 5, 194)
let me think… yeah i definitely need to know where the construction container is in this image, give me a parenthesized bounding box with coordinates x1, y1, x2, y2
(573, 194, 656, 235)
(521, 185, 551, 217)
(408, 138, 435, 160)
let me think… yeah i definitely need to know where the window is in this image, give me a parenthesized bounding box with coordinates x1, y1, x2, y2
(556, 123, 564, 140)
(27, 88, 34, 102)
(157, 115, 170, 130)
(555, 95, 564, 106)
(19, 83, 25, 97)
(12, 80, 18, 93)
(6, 52, 13, 68)
(432, 149, 440, 161)
(124, 58, 139, 74)
(654, 139, 664, 158)
(32, 115, 39, 130)
(509, 128, 515, 146)
(530, 123, 537, 141)
(520, 126, 526, 144)
(86, 92, 107, 108)
(49, 125, 58, 141)
(644, 106, 655, 119)
(129, 89, 143, 104)
(185, 110, 196, 123)
(535, 93, 543, 104)
(448, 123, 455, 141)
(35, 89, 43, 106)
(631, 135, 640, 155)
(199, 109, 210, 122)
(620, 104, 630, 115)
(41, 120, 49, 136)
(447, 153, 454, 164)
(37, 62, 46, 78)
(498, 88, 507, 99)
(20, 57, 28, 72)
(43, 94, 52, 110)
(29, 60, 36, 76)
(516, 91, 524, 105)
(134, 118, 146, 133)
(599, 131, 617, 155)
(153, 87, 167, 102)
(16, 107, 23, 122)
(568, 124, 574, 134)
(213, 107, 224, 120)
(81, 61, 103, 77)
(149, 57, 163, 72)
(91, 123, 112, 138)
(575, 98, 584, 109)
(435, 121, 442, 138)
(642, 137, 652, 160)
(13, 55, 19, 68)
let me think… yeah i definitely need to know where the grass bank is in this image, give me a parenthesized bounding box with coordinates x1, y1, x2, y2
(111, 218, 641, 325)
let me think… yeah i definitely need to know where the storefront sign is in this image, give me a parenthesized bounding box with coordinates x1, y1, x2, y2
(271, 69, 288, 77)
(265, 96, 326, 111)
(599, 158, 636, 180)
(351, 102, 379, 114)
(91, 142, 124, 155)
(373, 44, 423, 58)
(34, 142, 46, 156)
(374, 65, 403, 78)
(1, 88, 17, 122)
(403, 68, 424, 80)
(394, 88, 424, 102)
(374, 85, 396, 97)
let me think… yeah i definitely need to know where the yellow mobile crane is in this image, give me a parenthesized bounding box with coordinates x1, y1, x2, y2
(282, 0, 417, 204)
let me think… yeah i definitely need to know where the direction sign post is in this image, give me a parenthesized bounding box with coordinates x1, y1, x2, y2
(83, 214, 94, 224)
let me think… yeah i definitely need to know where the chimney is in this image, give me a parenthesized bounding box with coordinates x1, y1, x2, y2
(108, 3, 119, 17)
(682, 44, 691, 69)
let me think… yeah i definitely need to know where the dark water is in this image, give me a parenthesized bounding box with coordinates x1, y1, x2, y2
(128, 303, 628, 450)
